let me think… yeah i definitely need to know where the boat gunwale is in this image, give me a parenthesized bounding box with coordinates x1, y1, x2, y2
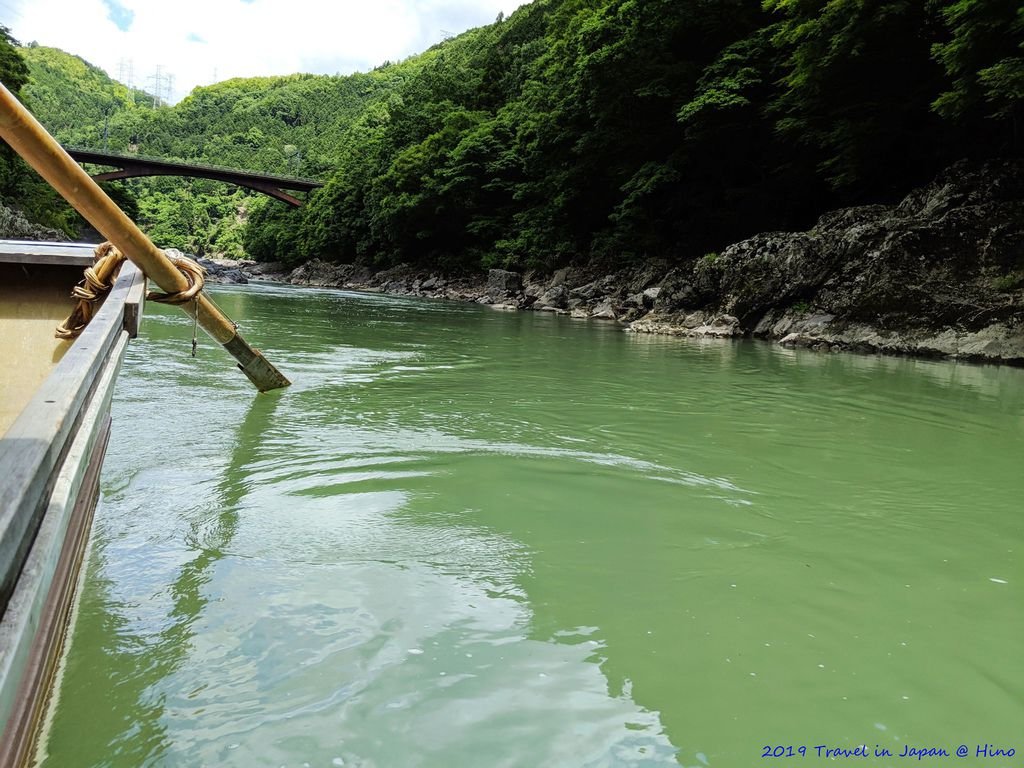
(0, 259, 144, 613)
(0, 240, 99, 268)
(0, 336, 125, 767)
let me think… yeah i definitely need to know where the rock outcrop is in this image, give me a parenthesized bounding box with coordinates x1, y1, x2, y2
(486, 269, 523, 300)
(0, 202, 68, 242)
(635, 159, 1024, 362)
(196, 257, 250, 284)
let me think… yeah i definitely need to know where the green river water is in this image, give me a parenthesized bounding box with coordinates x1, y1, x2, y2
(39, 284, 1023, 768)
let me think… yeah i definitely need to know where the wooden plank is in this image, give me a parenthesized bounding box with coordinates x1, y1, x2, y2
(0, 333, 126, 765)
(0, 263, 80, 439)
(122, 262, 146, 338)
(0, 262, 136, 613)
(0, 241, 96, 267)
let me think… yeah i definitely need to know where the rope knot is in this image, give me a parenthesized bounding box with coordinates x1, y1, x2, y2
(146, 252, 207, 305)
(55, 241, 127, 339)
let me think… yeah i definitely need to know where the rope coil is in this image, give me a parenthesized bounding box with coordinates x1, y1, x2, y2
(147, 252, 207, 357)
(56, 245, 208, 348)
(146, 253, 206, 305)
(55, 241, 127, 339)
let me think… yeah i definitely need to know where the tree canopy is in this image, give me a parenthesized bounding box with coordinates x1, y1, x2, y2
(13, 0, 1024, 264)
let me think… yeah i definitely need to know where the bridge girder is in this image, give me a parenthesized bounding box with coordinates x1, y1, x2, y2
(92, 166, 305, 206)
(66, 149, 321, 207)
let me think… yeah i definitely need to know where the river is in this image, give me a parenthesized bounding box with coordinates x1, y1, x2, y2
(38, 283, 1023, 767)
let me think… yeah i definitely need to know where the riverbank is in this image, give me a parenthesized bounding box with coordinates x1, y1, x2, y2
(228, 159, 1024, 365)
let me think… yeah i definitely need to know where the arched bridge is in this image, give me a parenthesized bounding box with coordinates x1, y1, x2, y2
(66, 148, 323, 207)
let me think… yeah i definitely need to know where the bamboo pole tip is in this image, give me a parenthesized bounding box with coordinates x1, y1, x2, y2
(223, 336, 291, 392)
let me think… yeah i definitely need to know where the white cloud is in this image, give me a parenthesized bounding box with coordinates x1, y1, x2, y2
(7, 0, 528, 103)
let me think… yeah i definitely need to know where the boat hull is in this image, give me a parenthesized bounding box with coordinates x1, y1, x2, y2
(0, 241, 145, 766)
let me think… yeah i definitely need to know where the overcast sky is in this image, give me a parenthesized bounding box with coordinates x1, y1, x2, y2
(3, 0, 527, 103)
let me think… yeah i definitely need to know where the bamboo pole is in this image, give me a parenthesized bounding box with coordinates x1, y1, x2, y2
(0, 82, 290, 392)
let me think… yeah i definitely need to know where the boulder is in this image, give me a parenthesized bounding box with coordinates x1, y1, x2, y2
(591, 298, 618, 320)
(550, 267, 570, 286)
(535, 284, 569, 310)
(624, 292, 645, 308)
(569, 280, 603, 301)
(654, 268, 699, 312)
(247, 261, 286, 276)
(288, 259, 348, 286)
(221, 268, 248, 284)
(487, 269, 523, 298)
(642, 287, 661, 307)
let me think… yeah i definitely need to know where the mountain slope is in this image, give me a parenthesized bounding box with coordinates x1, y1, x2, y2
(21, 44, 144, 146)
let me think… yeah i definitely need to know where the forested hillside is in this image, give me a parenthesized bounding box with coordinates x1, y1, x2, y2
(20, 45, 146, 143)
(0, 30, 88, 234)
(249, 0, 1024, 273)
(6, 0, 1024, 270)
(13, 44, 401, 252)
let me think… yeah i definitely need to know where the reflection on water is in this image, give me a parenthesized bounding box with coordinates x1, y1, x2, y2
(41, 284, 1024, 767)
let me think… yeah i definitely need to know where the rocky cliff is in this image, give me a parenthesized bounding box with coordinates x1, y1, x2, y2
(633, 159, 1024, 362)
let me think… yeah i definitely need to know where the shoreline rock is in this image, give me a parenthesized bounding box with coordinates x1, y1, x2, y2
(196, 256, 251, 284)
(239, 158, 1024, 366)
(0, 202, 69, 242)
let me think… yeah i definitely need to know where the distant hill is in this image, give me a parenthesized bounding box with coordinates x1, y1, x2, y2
(146, 71, 399, 176)
(22, 43, 399, 177)
(21, 44, 147, 146)
(18, 43, 405, 255)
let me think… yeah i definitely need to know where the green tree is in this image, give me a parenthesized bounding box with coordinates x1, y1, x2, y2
(0, 26, 30, 197)
(766, 0, 948, 192)
(0, 26, 29, 94)
(932, 0, 1023, 143)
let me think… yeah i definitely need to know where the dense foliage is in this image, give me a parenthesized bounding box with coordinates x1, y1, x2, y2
(12, 0, 1024, 267)
(249, 0, 1024, 271)
(20, 44, 145, 144)
(0, 29, 88, 234)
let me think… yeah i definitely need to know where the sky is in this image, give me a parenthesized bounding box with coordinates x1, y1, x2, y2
(2, 0, 527, 103)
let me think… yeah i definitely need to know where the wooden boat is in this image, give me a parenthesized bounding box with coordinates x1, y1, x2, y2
(0, 80, 289, 767)
(0, 239, 146, 766)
